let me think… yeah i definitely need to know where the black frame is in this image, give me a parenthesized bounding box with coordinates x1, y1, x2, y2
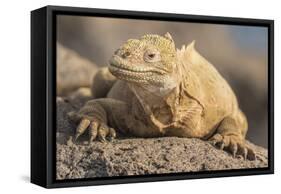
(31, 5, 274, 188)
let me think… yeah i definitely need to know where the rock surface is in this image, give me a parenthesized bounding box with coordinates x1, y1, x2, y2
(56, 96, 268, 180)
(57, 43, 98, 96)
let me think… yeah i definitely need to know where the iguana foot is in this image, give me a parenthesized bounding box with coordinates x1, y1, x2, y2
(75, 118, 116, 142)
(209, 133, 256, 160)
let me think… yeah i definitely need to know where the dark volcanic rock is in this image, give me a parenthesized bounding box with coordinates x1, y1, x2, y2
(56, 96, 268, 180)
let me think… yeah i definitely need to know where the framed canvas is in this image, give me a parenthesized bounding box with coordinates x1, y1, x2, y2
(31, 5, 274, 188)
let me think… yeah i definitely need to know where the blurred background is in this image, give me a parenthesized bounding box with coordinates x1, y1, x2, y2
(57, 15, 268, 147)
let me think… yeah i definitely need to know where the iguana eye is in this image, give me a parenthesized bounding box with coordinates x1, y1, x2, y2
(144, 50, 161, 62)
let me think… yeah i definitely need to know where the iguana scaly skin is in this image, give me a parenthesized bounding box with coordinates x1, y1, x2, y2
(69, 33, 256, 160)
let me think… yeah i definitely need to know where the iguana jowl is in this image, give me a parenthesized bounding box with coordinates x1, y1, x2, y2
(69, 33, 256, 160)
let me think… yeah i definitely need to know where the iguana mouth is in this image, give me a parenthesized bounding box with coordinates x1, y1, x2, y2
(108, 55, 165, 83)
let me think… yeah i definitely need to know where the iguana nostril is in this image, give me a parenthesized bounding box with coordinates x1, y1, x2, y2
(114, 49, 120, 55)
(122, 51, 131, 58)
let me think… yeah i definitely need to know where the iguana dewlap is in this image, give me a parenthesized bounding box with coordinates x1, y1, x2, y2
(69, 33, 256, 160)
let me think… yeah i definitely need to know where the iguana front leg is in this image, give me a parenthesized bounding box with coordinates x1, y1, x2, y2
(209, 110, 256, 160)
(68, 98, 129, 142)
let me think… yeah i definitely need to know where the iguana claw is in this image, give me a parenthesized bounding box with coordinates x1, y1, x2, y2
(209, 133, 256, 160)
(74, 118, 116, 143)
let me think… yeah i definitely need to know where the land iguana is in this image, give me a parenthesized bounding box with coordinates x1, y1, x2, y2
(69, 33, 256, 160)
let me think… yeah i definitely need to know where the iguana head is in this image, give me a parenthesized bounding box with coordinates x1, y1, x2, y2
(109, 33, 178, 94)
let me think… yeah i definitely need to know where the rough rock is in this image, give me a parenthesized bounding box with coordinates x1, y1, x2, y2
(56, 90, 91, 134)
(56, 96, 268, 180)
(57, 43, 98, 96)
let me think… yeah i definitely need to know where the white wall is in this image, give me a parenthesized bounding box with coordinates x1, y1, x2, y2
(0, 0, 279, 193)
